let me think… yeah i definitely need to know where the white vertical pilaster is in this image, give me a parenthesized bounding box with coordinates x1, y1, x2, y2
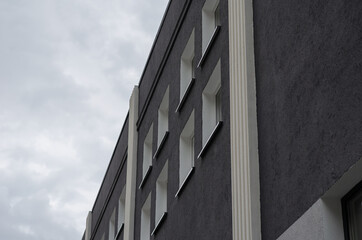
(124, 87, 139, 240)
(228, 0, 261, 239)
(85, 211, 92, 240)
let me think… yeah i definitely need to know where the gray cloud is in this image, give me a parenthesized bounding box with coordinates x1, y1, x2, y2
(0, 0, 168, 239)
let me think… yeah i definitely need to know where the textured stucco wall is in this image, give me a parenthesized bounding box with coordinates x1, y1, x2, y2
(253, 1, 362, 239)
(135, 0, 232, 240)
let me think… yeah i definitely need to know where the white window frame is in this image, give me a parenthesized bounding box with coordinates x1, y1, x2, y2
(140, 194, 151, 240)
(176, 111, 195, 197)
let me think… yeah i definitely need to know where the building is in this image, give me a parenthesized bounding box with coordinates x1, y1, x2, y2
(82, 0, 362, 240)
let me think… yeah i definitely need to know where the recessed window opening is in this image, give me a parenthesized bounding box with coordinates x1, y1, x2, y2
(157, 87, 169, 147)
(109, 209, 116, 240)
(214, 4, 220, 27)
(190, 136, 194, 164)
(179, 111, 195, 187)
(342, 181, 362, 240)
(143, 124, 153, 178)
(191, 57, 195, 79)
(202, 0, 220, 53)
(154, 161, 168, 231)
(180, 29, 195, 99)
(118, 187, 126, 232)
(141, 194, 151, 240)
(202, 60, 221, 147)
(215, 87, 222, 122)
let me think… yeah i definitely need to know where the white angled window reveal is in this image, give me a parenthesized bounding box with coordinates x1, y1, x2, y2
(201, 0, 220, 54)
(117, 187, 126, 233)
(155, 87, 169, 158)
(176, 110, 195, 197)
(109, 209, 116, 240)
(178, 29, 195, 112)
(152, 161, 168, 235)
(140, 194, 151, 240)
(140, 124, 153, 188)
(202, 60, 222, 148)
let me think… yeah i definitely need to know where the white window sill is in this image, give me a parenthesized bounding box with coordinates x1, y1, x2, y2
(153, 131, 169, 159)
(198, 121, 223, 159)
(175, 167, 195, 197)
(176, 78, 195, 113)
(151, 212, 167, 236)
(139, 165, 152, 189)
(198, 25, 221, 68)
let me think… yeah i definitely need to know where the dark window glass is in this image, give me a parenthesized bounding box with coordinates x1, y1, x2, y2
(342, 181, 362, 240)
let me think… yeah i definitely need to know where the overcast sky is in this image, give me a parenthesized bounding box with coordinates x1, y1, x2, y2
(0, 0, 168, 239)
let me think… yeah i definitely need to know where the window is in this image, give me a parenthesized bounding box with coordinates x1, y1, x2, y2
(276, 159, 362, 240)
(176, 111, 195, 197)
(201, 60, 222, 148)
(152, 161, 168, 235)
(109, 209, 116, 240)
(140, 124, 153, 188)
(180, 30, 195, 106)
(191, 57, 195, 79)
(214, 4, 220, 27)
(117, 187, 126, 233)
(198, 60, 222, 158)
(140, 194, 151, 240)
(342, 181, 362, 240)
(215, 88, 222, 122)
(201, 0, 220, 54)
(155, 87, 169, 158)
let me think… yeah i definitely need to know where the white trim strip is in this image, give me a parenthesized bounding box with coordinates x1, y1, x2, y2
(124, 87, 139, 240)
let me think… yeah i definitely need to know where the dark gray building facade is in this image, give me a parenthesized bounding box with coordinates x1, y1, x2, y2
(82, 0, 362, 240)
